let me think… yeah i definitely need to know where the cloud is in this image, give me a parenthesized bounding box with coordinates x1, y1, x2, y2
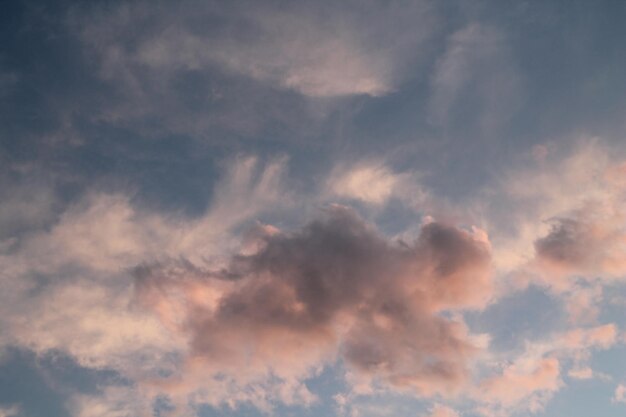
(613, 384, 626, 404)
(427, 403, 460, 417)
(328, 161, 427, 207)
(562, 284, 603, 324)
(429, 24, 521, 133)
(0, 156, 291, 412)
(474, 140, 626, 299)
(2, 139, 623, 417)
(330, 164, 400, 205)
(559, 324, 617, 351)
(470, 323, 619, 416)
(75, 0, 435, 99)
(0, 152, 497, 414)
(69, 387, 152, 417)
(533, 198, 626, 285)
(567, 366, 593, 380)
(0, 405, 20, 417)
(477, 357, 561, 413)
(49, 0, 442, 143)
(134, 205, 493, 409)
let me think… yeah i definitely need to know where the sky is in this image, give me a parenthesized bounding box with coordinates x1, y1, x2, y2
(1, 1, 626, 417)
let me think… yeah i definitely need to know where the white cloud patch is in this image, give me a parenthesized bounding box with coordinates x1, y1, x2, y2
(614, 384, 626, 404)
(328, 161, 427, 207)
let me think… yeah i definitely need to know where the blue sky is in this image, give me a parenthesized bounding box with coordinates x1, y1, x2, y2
(1, 1, 626, 417)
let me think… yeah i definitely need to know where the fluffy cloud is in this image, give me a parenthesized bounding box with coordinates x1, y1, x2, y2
(2, 142, 624, 416)
(53, 0, 442, 142)
(0, 154, 498, 415)
(134, 206, 494, 409)
(533, 198, 626, 285)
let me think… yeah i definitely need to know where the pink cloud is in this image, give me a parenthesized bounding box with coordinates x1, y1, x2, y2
(560, 324, 617, 350)
(428, 403, 460, 417)
(526, 153, 626, 291)
(134, 206, 494, 405)
(567, 367, 594, 380)
(614, 384, 626, 404)
(477, 357, 561, 413)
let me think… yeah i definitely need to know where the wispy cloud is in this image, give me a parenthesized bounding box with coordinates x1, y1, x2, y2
(614, 384, 626, 404)
(429, 24, 522, 134)
(327, 161, 427, 207)
(0, 405, 20, 417)
(82, 1, 434, 98)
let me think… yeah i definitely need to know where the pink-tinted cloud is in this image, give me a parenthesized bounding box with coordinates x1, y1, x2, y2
(514, 144, 626, 292)
(614, 384, 626, 404)
(134, 206, 493, 406)
(427, 403, 460, 417)
(567, 366, 594, 380)
(477, 357, 561, 413)
(470, 323, 619, 416)
(533, 201, 626, 285)
(327, 161, 427, 207)
(560, 324, 617, 350)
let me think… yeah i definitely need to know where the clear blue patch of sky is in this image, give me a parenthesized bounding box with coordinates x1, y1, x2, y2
(0, 347, 127, 417)
(466, 284, 567, 353)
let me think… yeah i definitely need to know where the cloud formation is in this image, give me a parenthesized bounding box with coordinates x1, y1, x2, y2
(534, 199, 626, 283)
(614, 384, 626, 404)
(4, 1, 626, 416)
(429, 24, 521, 133)
(0, 405, 20, 417)
(0, 157, 291, 412)
(134, 206, 493, 409)
(75, 0, 434, 99)
(427, 403, 460, 417)
(471, 323, 620, 416)
(328, 161, 427, 207)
